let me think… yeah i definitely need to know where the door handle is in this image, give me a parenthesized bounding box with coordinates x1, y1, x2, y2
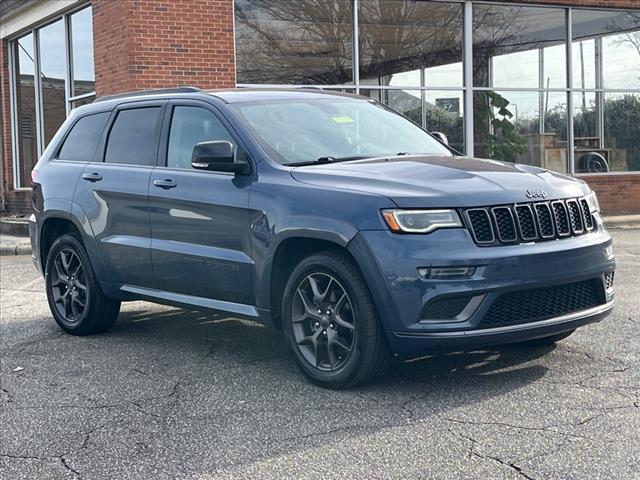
(82, 172, 102, 182)
(153, 179, 177, 189)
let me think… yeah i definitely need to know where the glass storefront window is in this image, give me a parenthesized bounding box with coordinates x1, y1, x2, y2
(572, 10, 640, 90)
(38, 18, 67, 148)
(572, 9, 640, 173)
(474, 91, 568, 173)
(234, 0, 353, 85)
(71, 6, 95, 97)
(473, 4, 567, 89)
(13, 33, 37, 188)
(358, 1, 463, 88)
(10, 5, 96, 188)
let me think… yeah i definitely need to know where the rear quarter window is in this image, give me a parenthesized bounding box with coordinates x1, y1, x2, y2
(58, 111, 110, 162)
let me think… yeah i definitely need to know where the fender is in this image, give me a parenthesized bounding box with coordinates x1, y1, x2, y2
(37, 200, 111, 284)
(252, 213, 359, 311)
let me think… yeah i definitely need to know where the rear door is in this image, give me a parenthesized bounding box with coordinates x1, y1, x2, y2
(148, 100, 254, 306)
(74, 101, 166, 287)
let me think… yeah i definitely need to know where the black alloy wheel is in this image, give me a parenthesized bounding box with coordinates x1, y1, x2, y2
(50, 248, 88, 325)
(282, 250, 390, 389)
(291, 272, 355, 371)
(45, 233, 120, 335)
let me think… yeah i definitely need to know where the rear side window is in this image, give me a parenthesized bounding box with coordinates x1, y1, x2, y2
(104, 107, 161, 166)
(58, 112, 110, 162)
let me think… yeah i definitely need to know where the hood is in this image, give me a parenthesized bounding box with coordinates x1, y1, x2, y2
(289, 155, 590, 208)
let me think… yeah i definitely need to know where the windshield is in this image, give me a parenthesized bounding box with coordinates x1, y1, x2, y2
(230, 97, 453, 165)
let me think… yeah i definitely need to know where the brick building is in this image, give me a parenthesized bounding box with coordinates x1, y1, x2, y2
(1, 0, 639, 215)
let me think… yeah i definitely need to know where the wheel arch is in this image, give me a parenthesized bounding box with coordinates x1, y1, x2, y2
(268, 235, 362, 330)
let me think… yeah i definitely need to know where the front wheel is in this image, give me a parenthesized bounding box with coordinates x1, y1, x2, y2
(45, 234, 120, 335)
(282, 250, 390, 389)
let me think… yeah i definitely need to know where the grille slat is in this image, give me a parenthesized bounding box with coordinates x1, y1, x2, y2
(535, 203, 555, 239)
(492, 207, 517, 243)
(467, 209, 494, 244)
(580, 199, 594, 231)
(515, 205, 537, 241)
(464, 197, 595, 247)
(604, 272, 615, 289)
(552, 201, 571, 236)
(567, 199, 584, 234)
(479, 279, 604, 329)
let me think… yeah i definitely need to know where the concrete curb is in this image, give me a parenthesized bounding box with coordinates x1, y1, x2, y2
(603, 215, 640, 230)
(0, 244, 32, 256)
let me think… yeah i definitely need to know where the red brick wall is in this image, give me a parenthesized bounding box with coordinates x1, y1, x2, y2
(579, 174, 640, 215)
(92, 0, 235, 96)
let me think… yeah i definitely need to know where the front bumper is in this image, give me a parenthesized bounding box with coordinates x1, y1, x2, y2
(348, 225, 615, 355)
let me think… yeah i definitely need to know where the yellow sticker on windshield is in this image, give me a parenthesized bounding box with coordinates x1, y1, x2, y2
(332, 116, 354, 124)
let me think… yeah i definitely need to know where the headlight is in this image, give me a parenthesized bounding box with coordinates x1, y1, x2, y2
(382, 209, 462, 234)
(585, 191, 600, 213)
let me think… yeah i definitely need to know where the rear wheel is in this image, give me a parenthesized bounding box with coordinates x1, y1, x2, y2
(521, 329, 575, 346)
(282, 251, 390, 389)
(45, 234, 120, 335)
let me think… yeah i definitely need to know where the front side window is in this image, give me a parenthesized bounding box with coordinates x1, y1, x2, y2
(58, 112, 110, 162)
(167, 106, 235, 169)
(231, 98, 452, 165)
(104, 108, 161, 166)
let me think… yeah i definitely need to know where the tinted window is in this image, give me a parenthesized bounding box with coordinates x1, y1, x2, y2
(105, 107, 160, 166)
(58, 112, 110, 161)
(167, 106, 235, 169)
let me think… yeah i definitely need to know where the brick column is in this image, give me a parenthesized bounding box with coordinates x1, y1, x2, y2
(92, 0, 236, 96)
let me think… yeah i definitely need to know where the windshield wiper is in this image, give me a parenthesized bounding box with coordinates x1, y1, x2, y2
(284, 155, 373, 167)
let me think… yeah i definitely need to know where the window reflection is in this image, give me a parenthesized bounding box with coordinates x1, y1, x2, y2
(14, 34, 37, 188)
(38, 18, 67, 148)
(474, 91, 568, 173)
(234, 0, 353, 85)
(473, 5, 567, 88)
(358, 1, 463, 87)
(71, 7, 95, 96)
(572, 10, 640, 90)
(363, 89, 464, 153)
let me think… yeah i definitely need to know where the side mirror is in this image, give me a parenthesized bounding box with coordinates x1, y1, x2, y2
(191, 141, 250, 175)
(431, 131, 449, 146)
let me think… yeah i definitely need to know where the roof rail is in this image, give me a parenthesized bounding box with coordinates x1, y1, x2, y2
(94, 86, 202, 103)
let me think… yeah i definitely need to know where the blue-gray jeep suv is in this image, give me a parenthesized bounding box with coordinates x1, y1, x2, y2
(29, 87, 615, 388)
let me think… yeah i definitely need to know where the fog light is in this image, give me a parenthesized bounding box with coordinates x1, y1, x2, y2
(417, 267, 476, 279)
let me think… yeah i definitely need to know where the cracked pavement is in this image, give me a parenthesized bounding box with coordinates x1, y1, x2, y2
(1, 229, 639, 479)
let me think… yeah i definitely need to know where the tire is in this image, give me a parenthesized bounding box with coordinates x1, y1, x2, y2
(282, 250, 390, 389)
(520, 329, 575, 346)
(45, 233, 120, 335)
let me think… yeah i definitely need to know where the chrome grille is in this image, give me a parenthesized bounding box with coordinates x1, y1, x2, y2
(464, 196, 595, 246)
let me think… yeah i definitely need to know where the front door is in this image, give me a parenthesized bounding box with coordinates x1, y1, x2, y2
(74, 101, 165, 288)
(148, 101, 254, 306)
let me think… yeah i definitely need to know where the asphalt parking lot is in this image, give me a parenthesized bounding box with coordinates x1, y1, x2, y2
(1, 229, 639, 480)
